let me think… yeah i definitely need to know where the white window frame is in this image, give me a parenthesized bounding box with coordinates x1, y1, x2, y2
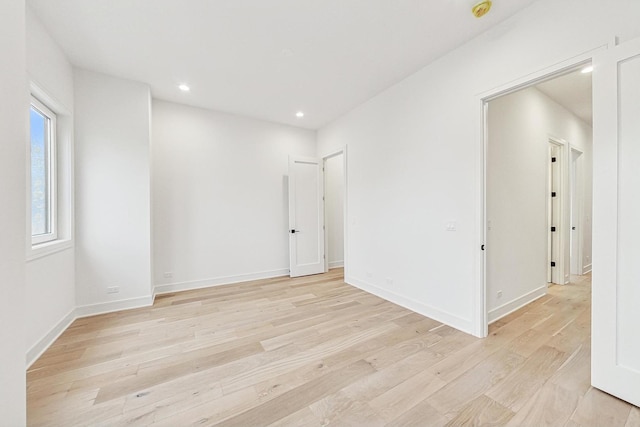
(30, 96, 58, 246)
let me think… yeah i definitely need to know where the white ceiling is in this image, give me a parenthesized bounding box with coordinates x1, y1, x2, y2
(28, 0, 542, 129)
(536, 69, 593, 125)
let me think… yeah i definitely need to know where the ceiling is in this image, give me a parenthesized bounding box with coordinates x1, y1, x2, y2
(536, 69, 593, 125)
(28, 0, 542, 129)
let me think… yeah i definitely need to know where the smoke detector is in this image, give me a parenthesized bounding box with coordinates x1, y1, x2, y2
(472, 0, 492, 18)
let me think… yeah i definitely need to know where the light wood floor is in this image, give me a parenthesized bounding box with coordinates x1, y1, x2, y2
(28, 269, 639, 426)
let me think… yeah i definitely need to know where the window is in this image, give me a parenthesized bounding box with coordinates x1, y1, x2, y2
(30, 96, 57, 245)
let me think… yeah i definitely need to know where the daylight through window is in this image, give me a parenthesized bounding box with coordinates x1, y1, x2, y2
(30, 97, 57, 245)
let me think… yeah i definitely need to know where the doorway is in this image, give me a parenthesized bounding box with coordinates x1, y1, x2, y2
(322, 149, 347, 273)
(287, 149, 347, 278)
(569, 147, 584, 275)
(484, 65, 593, 325)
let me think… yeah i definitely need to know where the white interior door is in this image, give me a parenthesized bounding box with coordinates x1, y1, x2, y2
(288, 156, 325, 277)
(592, 37, 640, 407)
(548, 143, 562, 284)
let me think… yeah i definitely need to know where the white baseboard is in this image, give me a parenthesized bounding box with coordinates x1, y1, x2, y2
(26, 308, 77, 369)
(329, 261, 344, 269)
(488, 286, 547, 324)
(154, 268, 289, 295)
(75, 295, 154, 318)
(346, 276, 474, 335)
(582, 263, 592, 275)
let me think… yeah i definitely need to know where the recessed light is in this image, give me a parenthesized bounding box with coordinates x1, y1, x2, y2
(178, 84, 190, 92)
(296, 111, 304, 118)
(581, 65, 593, 74)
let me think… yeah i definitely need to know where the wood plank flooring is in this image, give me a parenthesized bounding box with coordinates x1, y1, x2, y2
(27, 270, 638, 426)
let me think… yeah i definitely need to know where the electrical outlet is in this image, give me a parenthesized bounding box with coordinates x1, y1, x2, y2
(163, 272, 173, 279)
(107, 286, 120, 294)
(446, 221, 457, 231)
(497, 290, 503, 298)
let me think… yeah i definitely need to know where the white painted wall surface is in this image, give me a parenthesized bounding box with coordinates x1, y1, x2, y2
(75, 69, 153, 311)
(26, 7, 73, 111)
(0, 0, 27, 423)
(25, 7, 76, 364)
(152, 100, 316, 292)
(325, 154, 344, 268)
(317, 0, 640, 335)
(486, 87, 592, 321)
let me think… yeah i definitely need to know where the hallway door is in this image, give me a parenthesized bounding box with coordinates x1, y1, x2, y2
(288, 156, 325, 277)
(592, 37, 640, 407)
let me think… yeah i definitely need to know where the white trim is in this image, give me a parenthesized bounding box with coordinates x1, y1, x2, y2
(75, 295, 154, 318)
(27, 239, 73, 261)
(582, 263, 592, 275)
(154, 269, 289, 295)
(329, 261, 344, 269)
(26, 308, 76, 369)
(346, 275, 474, 335)
(488, 285, 547, 324)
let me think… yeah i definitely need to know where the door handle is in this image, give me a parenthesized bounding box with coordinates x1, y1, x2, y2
(290, 229, 300, 234)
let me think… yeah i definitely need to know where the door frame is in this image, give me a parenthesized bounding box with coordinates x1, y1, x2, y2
(474, 45, 608, 338)
(321, 147, 348, 275)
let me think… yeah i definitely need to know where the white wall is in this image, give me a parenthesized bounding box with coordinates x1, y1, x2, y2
(74, 69, 153, 312)
(0, 0, 27, 423)
(25, 7, 76, 365)
(317, 0, 640, 335)
(486, 87, 592, 322)
(152, 100, 316, 292)
(325, 153, 344, 268)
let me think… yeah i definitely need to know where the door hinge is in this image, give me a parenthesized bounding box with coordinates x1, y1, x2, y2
(551, 192, 557, 197)
(551, 157, 557, 163)
(551, 261, 556, 267)
(551, 226, 556, 232)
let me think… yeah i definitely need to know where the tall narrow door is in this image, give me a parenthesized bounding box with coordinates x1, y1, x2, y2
(548, 143, 561, 284)
(592, 38, 640, 407)
(288, 156, 325, 277)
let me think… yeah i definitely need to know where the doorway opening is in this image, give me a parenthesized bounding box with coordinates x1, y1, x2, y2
(323, 149, 347, 274)
(484, 64, 593, 326)
(569, 147, 585, 276)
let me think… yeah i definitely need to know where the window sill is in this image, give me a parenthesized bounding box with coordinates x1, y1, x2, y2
(27, 238, 73, 262)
